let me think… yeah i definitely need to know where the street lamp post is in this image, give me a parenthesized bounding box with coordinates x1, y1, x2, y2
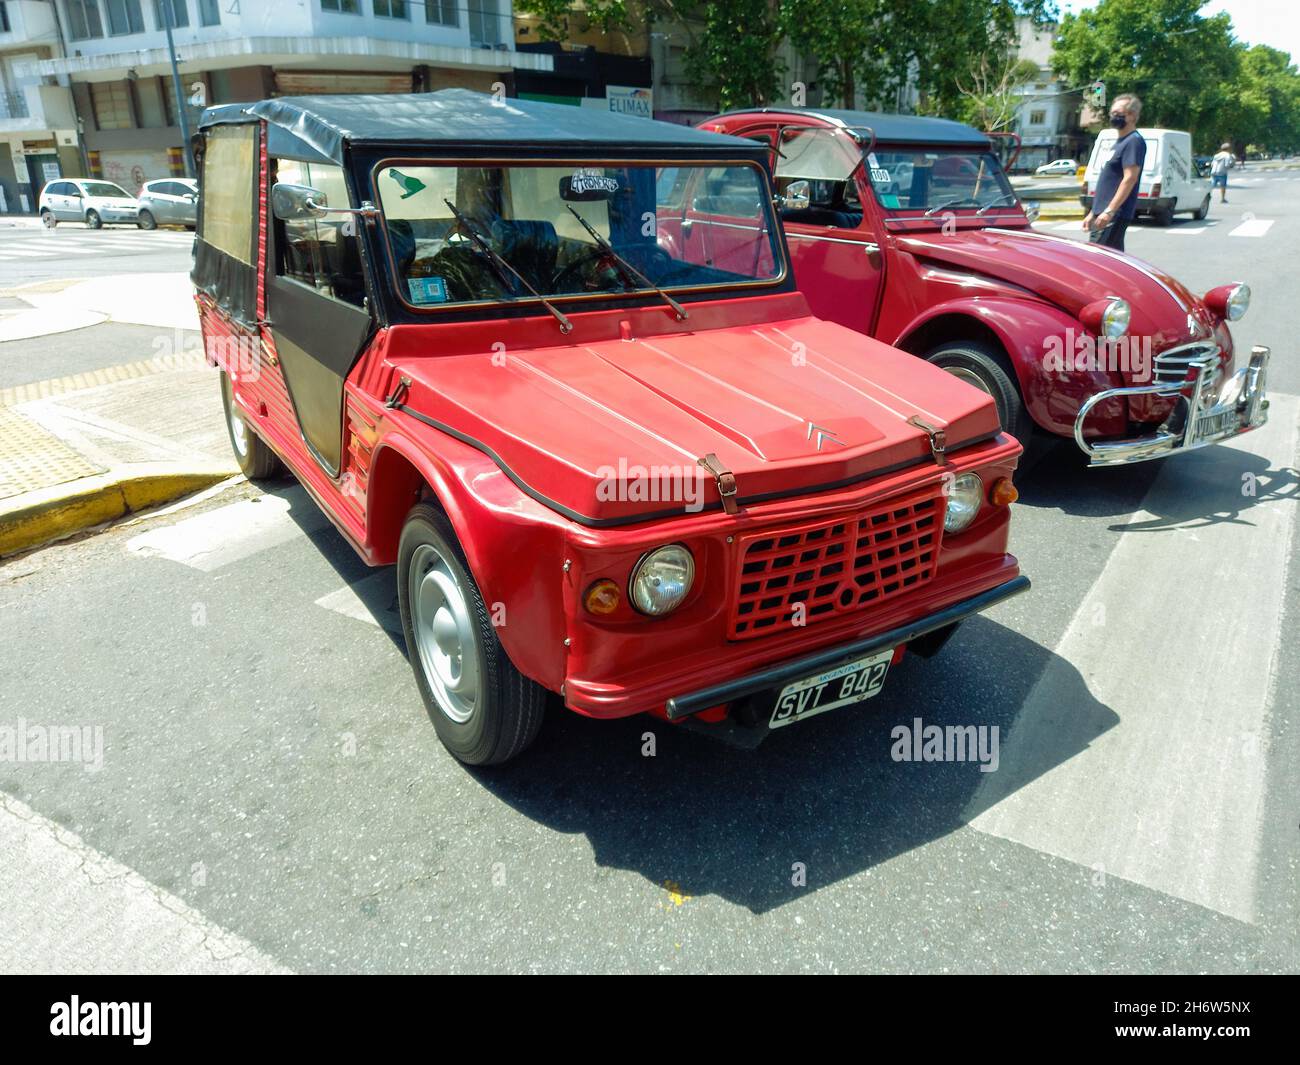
(162, 1, 196, 178)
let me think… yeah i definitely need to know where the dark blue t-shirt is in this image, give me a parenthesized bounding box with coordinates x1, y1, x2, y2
(1094, 131, 1147, 219)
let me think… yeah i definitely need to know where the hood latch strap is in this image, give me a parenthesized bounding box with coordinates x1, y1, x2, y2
(908, 415, 948, 465)
(698, 453, 741, 515)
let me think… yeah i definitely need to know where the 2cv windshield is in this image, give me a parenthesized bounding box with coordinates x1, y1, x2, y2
(864, 149, 1015, 213)
(374, 161, 783, 309)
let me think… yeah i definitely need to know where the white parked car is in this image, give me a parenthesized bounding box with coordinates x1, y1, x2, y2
(1034, 158, 1078, 176)
(38, 179, 140, 229)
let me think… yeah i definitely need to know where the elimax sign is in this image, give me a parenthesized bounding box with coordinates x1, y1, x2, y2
(606, 85, 653, 119)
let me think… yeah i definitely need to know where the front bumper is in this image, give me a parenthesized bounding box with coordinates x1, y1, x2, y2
(1074, 344, 1270, 467)
(664, 574, 1030, 720)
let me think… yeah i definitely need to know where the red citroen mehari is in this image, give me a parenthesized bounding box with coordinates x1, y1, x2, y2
(704, 108, 1271, 466)
(193, 91, 1026, 765)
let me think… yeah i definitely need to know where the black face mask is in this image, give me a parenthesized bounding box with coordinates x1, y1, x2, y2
(1110, 113, 1128, 129)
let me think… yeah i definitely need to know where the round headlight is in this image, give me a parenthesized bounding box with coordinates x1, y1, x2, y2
(1226, 283, 1250, 321)
(1101, 298, 1131, 339)
(944, 473, 984, 534)
(629, 545, 695, 616)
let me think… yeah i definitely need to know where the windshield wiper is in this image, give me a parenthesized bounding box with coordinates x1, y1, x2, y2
(565, 205, 689, 323)
(441, 199, 573, 334)
(924, 197, 981, 217)
(976, 195, 1018, 215)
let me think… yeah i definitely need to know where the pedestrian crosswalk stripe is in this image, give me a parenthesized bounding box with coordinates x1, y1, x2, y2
(1228, 218, 1274, 237)
(968, 393, 1300, 924)
(315, 571, 402, 634)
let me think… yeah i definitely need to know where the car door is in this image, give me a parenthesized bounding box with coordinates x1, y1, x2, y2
(51, 182, 77, 220)
(266, 159, 373, 476)
(174, 182, 199, 224)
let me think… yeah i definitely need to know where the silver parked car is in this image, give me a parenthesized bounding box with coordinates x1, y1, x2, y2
(38, 179, 140, 228)
(135, 178, 199, 230)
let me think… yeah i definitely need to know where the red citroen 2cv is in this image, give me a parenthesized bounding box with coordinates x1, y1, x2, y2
(704, 108, 1271, 466)
(193, 91, 1027, 765)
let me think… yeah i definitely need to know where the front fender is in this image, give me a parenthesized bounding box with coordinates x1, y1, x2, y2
(367, 416, 571, 691)
(894, 297, 1128, 438)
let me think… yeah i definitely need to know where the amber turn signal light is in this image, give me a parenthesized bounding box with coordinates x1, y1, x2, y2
(990, 477, 1019, 506)
(584, 579, 621, 615)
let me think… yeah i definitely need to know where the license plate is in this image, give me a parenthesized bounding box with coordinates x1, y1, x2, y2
(769, 648, 893, 729)
(1195, 407, 1240, 439)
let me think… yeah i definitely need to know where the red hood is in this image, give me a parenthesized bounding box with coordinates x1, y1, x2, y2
(391, 316, 1001, 523)
(895, 226, 1218, 344)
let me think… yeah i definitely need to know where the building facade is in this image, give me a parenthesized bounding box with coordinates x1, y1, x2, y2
(4, 0, 549, 209)
(1009, 18, 1087, 171)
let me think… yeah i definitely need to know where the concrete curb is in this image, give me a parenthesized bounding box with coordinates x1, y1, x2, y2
(1035, 203, 1086, 220)
(0, 462, 238, 558)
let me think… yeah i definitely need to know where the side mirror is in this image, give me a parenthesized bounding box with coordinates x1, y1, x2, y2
(1022, 200, 1040, 223)
(778, 179, 811, 211)
(272, 182, 327, 221)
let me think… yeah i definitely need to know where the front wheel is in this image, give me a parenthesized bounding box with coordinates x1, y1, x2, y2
(398, 503, 547, 766)
(137, 210, 157, 230)
(1193, 195, 1210, 220)
(84, 209, 102, 229)
(219, 371, 281, 480)
(925, 340, 1030, 445)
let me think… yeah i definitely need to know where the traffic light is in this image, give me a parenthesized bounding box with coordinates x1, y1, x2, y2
(1090, 81, 1106, 106)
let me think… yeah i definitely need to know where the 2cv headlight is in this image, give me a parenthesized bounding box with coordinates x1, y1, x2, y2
(629, 544, 695, 616)
(1205, 282, 1250, 322)
(1101, 298, 1131, 339)
(944, 473, 984, 534)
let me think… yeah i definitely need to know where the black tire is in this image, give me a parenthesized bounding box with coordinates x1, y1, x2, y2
(137, 210, 157, 230)
(219, 371, 281, 480)
(398, 503, 546, 766)
(1152, 204, 1174, 226)
(40, 209, 56, 229)
(925, 339, 1030, 445)
(84, 209, 102, 229)
(1193, 195, 1210, 221)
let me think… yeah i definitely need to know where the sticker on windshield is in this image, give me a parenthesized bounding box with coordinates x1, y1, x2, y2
(881, 194, 901, 208)
(867, 152, 880, 169)
(561, 168, 620, 201)
(408, 276, 448, 304)
(870, 168, 892, 184)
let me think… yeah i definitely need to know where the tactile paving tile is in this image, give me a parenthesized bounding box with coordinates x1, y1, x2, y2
(0, 406, 104, 500)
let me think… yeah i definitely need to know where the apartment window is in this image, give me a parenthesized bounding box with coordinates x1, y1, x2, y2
(469, 0, 500, 45)
(67, 0, 106, 40)
(374, 0, 408, 18)
(1029, 109, 1046, 126)
(91, 81, 134, 130)
(153, 0, 189, 28)
(198, 0, 219, 25)
(106, 0, 145, 34)
(320, 0, 361, 11)
(424, 0, 457, 26)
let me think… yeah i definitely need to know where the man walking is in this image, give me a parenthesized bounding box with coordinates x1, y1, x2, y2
(1211, 142, 1234, 203)
(1084, 93, 1146, 252)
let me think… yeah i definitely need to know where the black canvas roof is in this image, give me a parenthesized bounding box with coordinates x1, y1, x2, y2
(715, 107, 992, 148)
(200, 89, 767, 165)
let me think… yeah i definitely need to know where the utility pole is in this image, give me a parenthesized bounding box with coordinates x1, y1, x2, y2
(162, 1, 196, 177)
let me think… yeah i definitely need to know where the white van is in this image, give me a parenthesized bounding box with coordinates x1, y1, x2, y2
(1081, 127, 1211, 225)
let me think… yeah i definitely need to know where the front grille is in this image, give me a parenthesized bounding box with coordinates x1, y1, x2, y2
(729, 487, 944, 639)
(1153, 340, 1220, 387)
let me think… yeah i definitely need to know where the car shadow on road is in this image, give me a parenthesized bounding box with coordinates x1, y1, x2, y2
(1013, 432, 1298, 531)
(470, 618, 1116, 914)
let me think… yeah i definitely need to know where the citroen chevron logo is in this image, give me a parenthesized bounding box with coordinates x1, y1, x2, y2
(806, 421, 846, 451)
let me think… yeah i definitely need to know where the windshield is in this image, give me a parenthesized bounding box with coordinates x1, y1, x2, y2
(81, 182, 133, 200)
(374, 162, 782, 308)
(865, 149, 1015, 212)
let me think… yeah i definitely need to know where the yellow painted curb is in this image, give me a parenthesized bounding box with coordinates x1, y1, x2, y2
(0, 463, 237, 558)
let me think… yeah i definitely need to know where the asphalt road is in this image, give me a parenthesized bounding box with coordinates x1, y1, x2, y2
(0, 172, 1297, 973)
(0, 223, 192, 287)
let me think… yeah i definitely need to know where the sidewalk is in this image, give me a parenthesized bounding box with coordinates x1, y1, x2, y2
(0, 275, 237, 558)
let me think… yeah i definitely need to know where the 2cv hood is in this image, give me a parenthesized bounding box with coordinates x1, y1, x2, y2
(894, 227, 1216, 339)
(391, 316, 1002, 524)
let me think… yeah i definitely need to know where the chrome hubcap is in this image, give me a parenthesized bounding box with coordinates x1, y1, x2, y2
(409, 543, 479, 724)
(227, 396, 250, 457)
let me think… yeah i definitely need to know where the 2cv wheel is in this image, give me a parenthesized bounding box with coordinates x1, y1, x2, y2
(219, 371, 282, 480)
(926, 340, 1030, 445)
(397, 503, 547, 766)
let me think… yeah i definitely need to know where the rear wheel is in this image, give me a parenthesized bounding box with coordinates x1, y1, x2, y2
(137, 210, 157, 230)
(398, 503, 546, 766)
(1152, 204, 1174, 226)
(84, 209, 102, 230)
(925, 339, 1030, 445)
(219, 371, 281, 480)
(40, 209, 56, 229)
(1193, 195, 1210, 220)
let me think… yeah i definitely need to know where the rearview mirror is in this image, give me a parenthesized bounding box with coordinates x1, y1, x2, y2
(272, 182, 327, 221)
(778, 179, 811, 211)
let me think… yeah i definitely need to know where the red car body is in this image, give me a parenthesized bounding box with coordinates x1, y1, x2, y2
(704, 108, 1271, 466)
(192, 91, 1026, 764)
